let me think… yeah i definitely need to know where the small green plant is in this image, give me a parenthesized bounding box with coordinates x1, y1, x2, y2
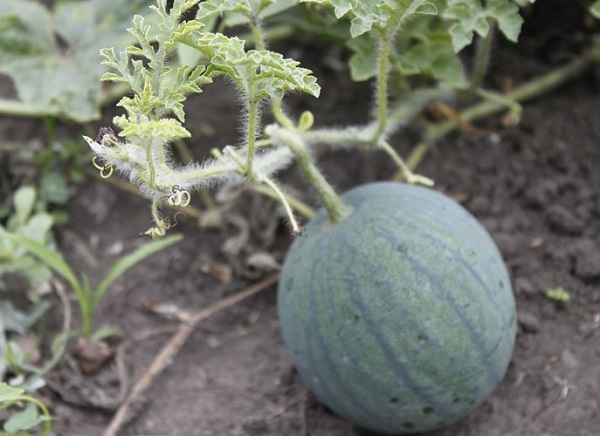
(1, 231, 182, 340)
(0, 382, 52, 436)
(545, 286, 571, 303)
(0, 186, 55, 297)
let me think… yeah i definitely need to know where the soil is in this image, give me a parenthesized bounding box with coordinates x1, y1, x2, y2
(1, 1, 600, 435)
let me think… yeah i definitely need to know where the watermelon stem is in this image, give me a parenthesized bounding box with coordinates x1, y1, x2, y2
(267, 125, 352, 226)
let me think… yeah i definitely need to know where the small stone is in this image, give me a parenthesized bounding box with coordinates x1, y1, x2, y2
(561, 349, 578, 369)
(515, 277, 536, 296)
(571, 240, 600, 281)
(524, 180, 559, 209)
(494, 233, 520, 258)
(518, 310, 541, 334)
(545, 205, 584, 235)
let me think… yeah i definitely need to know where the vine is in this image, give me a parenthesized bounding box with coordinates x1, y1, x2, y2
(84, 0, 539, 236)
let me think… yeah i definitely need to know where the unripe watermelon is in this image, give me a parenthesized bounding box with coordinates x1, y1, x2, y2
(278, 182, 516, 434)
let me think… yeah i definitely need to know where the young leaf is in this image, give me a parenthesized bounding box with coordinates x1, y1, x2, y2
(396, 36, 465, 85)
(8, 187, 36, 230)
(175, 31, 320, 98)
(347, 12, 465, 85)
(19, 214, 54, 245)
(443, 0, 535, 52)
(347, 33, 378, 81)
(196, 0, 275, 21)
(0, 382, 24, 403)
(247, 50, 321, 99)
(545, 286, 570, 303)
(222, 0, 299, 28)
(301, 0, 437, 37)
(90, 325, 123, 342)
(2, 403, 46, 432)
(93, 234, 183, 306)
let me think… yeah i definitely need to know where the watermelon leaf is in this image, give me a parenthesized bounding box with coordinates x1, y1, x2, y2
(301, 0, 437, 37)
(0, 0, 154, 122)
(443, 0, 535, 52)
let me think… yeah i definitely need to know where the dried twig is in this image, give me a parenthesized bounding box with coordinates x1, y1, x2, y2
(103, 273, 280, 436)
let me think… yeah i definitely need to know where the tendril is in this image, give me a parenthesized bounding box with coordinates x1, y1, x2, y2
(167, 185, 191, 207)
(92, 156, 114, 179)
(144, 217, 171, 239)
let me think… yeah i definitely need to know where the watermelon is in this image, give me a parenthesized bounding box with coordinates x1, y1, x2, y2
(277, 182, 516, 434)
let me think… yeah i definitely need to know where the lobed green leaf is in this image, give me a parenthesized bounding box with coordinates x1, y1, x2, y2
(0, 0, 154, 122)
(443, 0, 535, 52)
(116, 117, 192, 141)
(196, 0, 271, 21)
(222, 0, 299, 27)
(301, 0, 437, 38)
(347, 12, 465, 85)
(176, 30, 320, 98)
(347, 33, 378, 81)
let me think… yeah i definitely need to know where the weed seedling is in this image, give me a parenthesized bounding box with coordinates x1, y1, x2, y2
(1, 232, 181, 340)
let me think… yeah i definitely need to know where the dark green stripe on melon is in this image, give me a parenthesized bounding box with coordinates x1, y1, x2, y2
(278, 182, 516, 434)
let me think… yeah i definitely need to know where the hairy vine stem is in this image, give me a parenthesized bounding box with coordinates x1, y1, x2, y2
(268, 125, 352, 226)
(85, 0, 577, 238)
(469, 20, 496, 92)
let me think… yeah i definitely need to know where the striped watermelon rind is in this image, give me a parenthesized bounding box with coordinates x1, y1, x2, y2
(278, 182, 516, 434)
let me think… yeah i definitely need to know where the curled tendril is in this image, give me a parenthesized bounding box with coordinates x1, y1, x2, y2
(92, 156, 114, 179)
(144, 226, 166, 239)
(144, 218, 171, 240)
(167, 185, 191, 207)
(171, 212, 183, 227)
(143, 212, 183, 239)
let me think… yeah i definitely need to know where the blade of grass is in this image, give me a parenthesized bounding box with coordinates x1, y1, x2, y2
(1, 231, 80, 294)
(93, 234, 183, 307)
